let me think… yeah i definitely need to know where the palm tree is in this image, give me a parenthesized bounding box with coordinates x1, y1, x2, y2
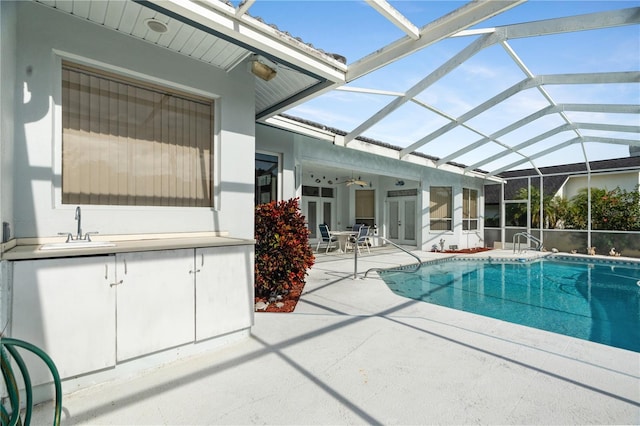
(514, 186, 561, 229)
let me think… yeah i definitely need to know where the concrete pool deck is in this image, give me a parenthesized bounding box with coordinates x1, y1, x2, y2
(32, 248, 639, 424)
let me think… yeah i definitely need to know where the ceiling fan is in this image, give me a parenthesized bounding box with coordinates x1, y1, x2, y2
(342, 176, 368, 187)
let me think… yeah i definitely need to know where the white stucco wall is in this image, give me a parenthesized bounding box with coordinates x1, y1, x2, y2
(1, 1, 16, 242)
(0, 0, 18, 340)
(421, 170, 485, 251)
(562, 172, 640, 199)
(11, 1, 255, 240)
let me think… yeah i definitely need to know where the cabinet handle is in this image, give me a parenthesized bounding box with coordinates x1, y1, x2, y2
(124, 258, 128, 275)
(105, 264, 108, 280)
(110, 280, 123, 287)
(189, 269, 201, 274)
(201, 253, 204, 267)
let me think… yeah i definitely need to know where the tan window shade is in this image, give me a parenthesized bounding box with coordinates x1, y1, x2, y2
(430, 186, 452, 231)
(463, 188, 478, 218)
(61, 63, 213, 207)
(355, 190, 375, 218)
(463, 188, 478, 230)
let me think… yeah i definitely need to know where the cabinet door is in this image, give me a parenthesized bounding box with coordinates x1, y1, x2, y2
(116, 250, 194, 361)
(12, 256, 116, 385)
(195, 245, 254, 341)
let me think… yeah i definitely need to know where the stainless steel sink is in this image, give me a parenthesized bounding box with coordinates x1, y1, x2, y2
(40, 241, 116, 250)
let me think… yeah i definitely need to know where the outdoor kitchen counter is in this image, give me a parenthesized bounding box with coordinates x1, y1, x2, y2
(1, 233, 255, 260)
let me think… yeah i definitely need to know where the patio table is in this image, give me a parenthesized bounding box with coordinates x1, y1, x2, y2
(330, 231, 357, 253)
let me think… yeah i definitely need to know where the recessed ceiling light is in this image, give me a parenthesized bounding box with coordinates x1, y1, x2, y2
(146, 19, 168, 34)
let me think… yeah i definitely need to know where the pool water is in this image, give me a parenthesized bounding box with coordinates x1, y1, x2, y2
(380, 256, 640, 352)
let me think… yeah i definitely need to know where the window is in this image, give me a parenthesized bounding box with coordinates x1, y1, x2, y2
(61, 62, 214, 206)
(255, 153, 280, 205)
(302, 186, 334, 198)
(430, 186, 452, 231)
(463, 188, 478, 230)
(387, 189, 418, 197)
(355, 189, 375, 227)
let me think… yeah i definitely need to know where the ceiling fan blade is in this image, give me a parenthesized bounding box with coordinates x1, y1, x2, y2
(345, 179, 368, 187)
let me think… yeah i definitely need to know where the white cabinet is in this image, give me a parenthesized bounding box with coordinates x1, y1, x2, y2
(12, 256, 116, 385)
(10, 244, 254, 382)
(195, 246, 254, 341)
(115, 249, 195, 361)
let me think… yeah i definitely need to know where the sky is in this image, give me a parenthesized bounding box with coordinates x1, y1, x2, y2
(234, 1, 639, 172)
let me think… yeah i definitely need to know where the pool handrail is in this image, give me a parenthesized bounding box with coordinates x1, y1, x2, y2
(355, 236, 422, 279)
(513, 232, 542, 253)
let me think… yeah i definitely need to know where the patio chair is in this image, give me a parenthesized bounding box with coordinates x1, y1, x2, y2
(346, 225, 370, 254)
(1, 337, 62, 426)
(348, 224, 363, 244)
(316, 224, 338, 253)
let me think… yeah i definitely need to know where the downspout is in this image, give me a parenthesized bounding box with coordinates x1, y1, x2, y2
(530, 164, 543, 247)
(539, 174, 544, 246)
(587, 169, 592, 249)
(500, 181, 505, 248)
(581, 145, 592, 250)
(526, 176, 531, 235)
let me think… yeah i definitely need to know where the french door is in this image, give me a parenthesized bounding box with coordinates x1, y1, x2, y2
(387, 196, 417, 245)
(303, 198, 335, 240)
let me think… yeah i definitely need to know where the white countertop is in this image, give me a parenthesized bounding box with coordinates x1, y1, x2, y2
(1, 232, 255, 260)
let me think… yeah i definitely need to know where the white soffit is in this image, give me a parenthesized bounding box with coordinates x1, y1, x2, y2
(32, 0, 346, 118)
(146, 0, 347, 83)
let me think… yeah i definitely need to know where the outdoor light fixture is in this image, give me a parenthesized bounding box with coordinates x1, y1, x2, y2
(250, 59, 277, 81)
(145, 19, 168, 33)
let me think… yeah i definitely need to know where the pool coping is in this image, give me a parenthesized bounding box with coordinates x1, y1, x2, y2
(382, 251, 640, 273)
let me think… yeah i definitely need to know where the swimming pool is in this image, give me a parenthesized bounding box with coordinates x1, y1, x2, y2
(379, 255, 640, 352)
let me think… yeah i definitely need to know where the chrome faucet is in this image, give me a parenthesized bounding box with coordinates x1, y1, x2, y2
(75, 206, 82, 240)
(58, 206, 97, 242)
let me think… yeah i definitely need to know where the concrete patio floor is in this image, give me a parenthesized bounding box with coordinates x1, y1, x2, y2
(32, 247, 639, 424)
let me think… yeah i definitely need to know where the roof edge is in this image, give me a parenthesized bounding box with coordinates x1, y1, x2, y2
(264, 114, 499, 181)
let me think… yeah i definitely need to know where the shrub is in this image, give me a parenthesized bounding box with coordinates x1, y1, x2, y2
(514, 185, 640, 231)
(254, 198, 315, 299)
(566, 186, 640, 231)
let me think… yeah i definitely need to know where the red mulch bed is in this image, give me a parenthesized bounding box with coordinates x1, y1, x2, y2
(443, 247, 493, 254)
(255, 280, 304, 313)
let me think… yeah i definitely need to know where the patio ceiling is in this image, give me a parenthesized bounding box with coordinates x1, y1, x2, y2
(33, 0, 639, 178)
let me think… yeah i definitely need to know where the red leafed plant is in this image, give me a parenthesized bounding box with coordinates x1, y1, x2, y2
(255, 198, 315, 299)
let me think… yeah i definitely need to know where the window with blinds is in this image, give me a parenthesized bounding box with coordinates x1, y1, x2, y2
(355, 190, 375, 227)
(61, 62, 214, 207)
(463, 188, 478, 230)
(429, 186, 452, 231)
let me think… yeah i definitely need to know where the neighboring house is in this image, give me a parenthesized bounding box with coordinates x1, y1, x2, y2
(486, 156, 640, 202)
(0, 0, 495, 400)
(484, 156, 640, 252)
